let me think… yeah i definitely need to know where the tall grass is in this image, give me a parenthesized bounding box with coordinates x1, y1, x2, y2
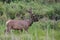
(0, 20, 60, 40)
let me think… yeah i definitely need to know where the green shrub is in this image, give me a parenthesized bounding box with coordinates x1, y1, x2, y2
(48, 3, 60, 20)
(0, 2, 4, 16)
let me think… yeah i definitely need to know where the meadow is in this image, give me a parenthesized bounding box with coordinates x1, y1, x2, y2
(0, 0, 60, 40)
(0, 20, 60, 40)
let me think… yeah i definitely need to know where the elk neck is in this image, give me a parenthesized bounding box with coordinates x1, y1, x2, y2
(27, 11, 33, 26)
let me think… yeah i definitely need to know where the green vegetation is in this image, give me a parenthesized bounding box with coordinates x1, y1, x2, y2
(0, 0, 60, 40)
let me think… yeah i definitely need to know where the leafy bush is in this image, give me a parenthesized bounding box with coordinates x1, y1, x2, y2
(48, 3, 60, 20)
(0, 2, 4, 16)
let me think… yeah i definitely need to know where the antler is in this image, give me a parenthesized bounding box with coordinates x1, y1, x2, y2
(26, 8, 32, 13)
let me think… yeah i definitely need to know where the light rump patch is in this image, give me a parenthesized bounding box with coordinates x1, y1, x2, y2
(6, 20, 11, 25)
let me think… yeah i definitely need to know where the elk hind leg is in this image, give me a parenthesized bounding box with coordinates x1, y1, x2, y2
(5, 26, 11, 34)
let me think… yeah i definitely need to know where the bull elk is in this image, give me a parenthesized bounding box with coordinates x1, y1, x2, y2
(5, 8, 39, 33)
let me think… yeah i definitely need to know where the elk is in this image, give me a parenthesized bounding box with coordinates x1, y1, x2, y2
(5, 8, 39, 33)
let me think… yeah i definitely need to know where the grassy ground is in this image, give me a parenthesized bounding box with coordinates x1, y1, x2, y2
(0, 21, 60, 40)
